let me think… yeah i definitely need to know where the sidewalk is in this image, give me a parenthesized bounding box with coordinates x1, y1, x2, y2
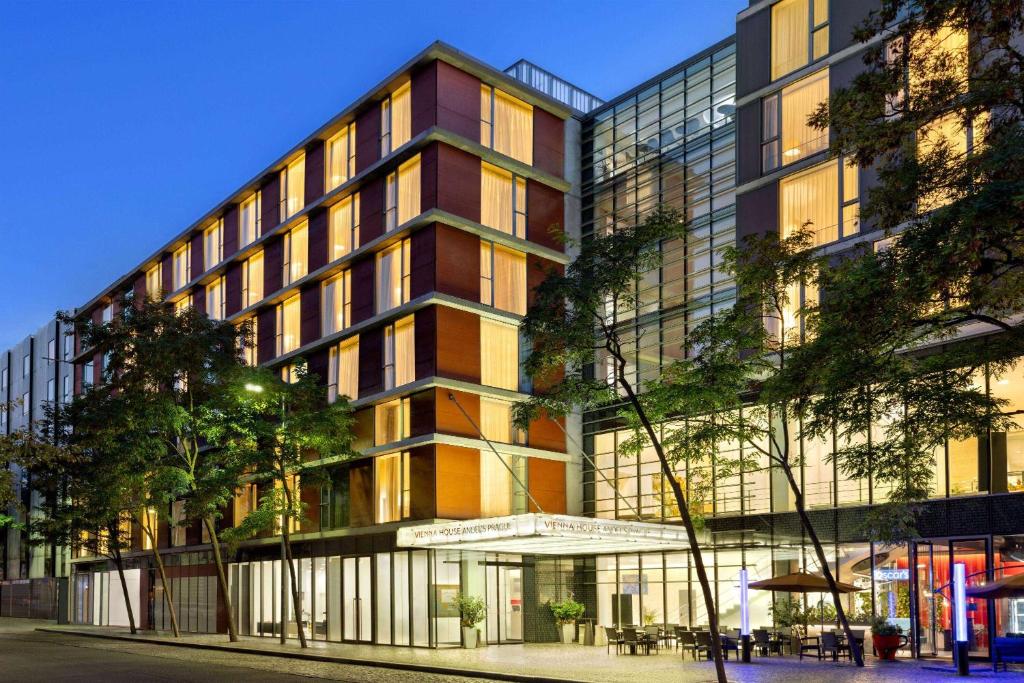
(36, 624, 1024, 682)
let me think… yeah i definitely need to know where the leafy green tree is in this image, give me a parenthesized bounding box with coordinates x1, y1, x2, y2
(516, 207, 728, 683)
(216, 362, 355, 648)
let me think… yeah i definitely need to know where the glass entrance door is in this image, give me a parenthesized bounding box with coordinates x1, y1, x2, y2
(486, 563, 523, 643)
(914, 542, 938, 657)
(342, 556, 372, 642)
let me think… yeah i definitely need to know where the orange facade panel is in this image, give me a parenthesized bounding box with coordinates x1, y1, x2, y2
(435, 444, 481, 519)
(528, 457, 566, 514)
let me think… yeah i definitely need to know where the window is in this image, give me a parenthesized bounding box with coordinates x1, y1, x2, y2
(375, 239, 411, 313)
(280, 154, 306, 221)
(480, 397, 525, 445)
(63, 334, 73, 361)
(239, 191, 262, 247)
(242, 251, 264, 308)
(281, 363, 300, 384)
(329, 194, 360, 260)
(326, 122, 356, 191)
(205, 276, 226, 320)
(480, 162, 527, 237)
(275, 295, 301, 356)
(1, 367, 6, 394)
(480, 85, 533, 164)
(917, 112, 984, 212)
(46, 378, 55, 403)
(203, 219, 224, 271)
(82, 361, 94, 389)
(375, 399, 410, 446)
(762, 69, 829, 172)
(233, 484, 257, 528)
(480, 450, 525, 517)
(174, 295, 192, 314)
(480, 242, 527, 315)
(374, 451, 410, 523)
(240, 317, 258, 366)
(170, 500, 186, 547)
(101, 303, 114, 324)
(172, 243, 191, 290)
(62, 374, 71, 403)
(480, 318, 519, 391)
(283, 221, 308, 286)
(772, 274, 819, 345)
(779, 157, 858, 245)
(145, 264, 162, 299)
(23, 353, 30, 377)
(385, 155, 421, 231)
(383, 315, 415, 390)
(46, 338, 56, 362)
(321, 271, 351, 336)
(380, 81, 411, 156)
(770, 0, 828, 81)
(22, 392, 29, 417)
(328, 336, 359, 402)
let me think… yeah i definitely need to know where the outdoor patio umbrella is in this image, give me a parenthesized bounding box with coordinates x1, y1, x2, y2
(749, 572, 863, 634)
(965, 572, 1024, 599)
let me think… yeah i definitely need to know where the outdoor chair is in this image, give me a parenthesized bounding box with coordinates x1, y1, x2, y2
(720, 632, 739, 660)
(622, 627, 650, 655)
(993, 637, 1024, 672)
(753, 628, 782, 656)
(679, 630, 698, 659)
(674, 626, 689, 652)
(821, 632, 851, 662)
(799, 635, 821, 660)
(643, 625, 661, 652)
(605, 626, 624, 655)
(693, 630, 713, 661)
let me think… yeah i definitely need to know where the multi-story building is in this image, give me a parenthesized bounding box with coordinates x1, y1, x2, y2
(1, 0, 1020, 664)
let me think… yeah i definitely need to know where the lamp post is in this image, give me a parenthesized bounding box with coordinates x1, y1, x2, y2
(953, 562, 969, 676)
(739, 568, 752, 662)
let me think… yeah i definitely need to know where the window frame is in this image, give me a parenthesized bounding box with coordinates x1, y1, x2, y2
(241, 251, 264, 309)
(375, 239, 411, 314)
(203, 219, 224, 271)
(239, 191, 262, 247)
(279, 155, 306, 222)
(328, 193, 360, 261)
(275, 294, 301, 357)
(325, 122, 357, 191)
(770, 0, 829, 83)
(282, 221, 309, 286)
(321, 270, 352, 336)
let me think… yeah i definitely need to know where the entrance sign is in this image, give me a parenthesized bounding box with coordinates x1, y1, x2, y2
(396, 513, 695, 555)
(873, 568, 909, 582)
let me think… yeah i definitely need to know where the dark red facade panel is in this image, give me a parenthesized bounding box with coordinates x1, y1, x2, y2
(526, 180, 564, 251)
(349, 256, 375, 325)
(263, 236, 283, 297)
(436, 61, 481, 141)
(411, 61, 438, 137)
(256, 307, 276, 365)
(355, 105, 381, 175)
(357, 326, 383, 397)
(305, 139, 325, 206)
(261, 175, 281, 235)
(359, 176, 385, 245)
(300, 283, 320, 347)
(307, 208, 328, 273)
(532, 108, 565, 179)
(222, 205, 240, 257)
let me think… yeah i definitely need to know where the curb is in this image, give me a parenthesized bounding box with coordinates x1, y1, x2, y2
(35, 627, 582, 683)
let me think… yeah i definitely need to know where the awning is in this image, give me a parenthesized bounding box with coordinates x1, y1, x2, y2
(395, 513, 695, 555)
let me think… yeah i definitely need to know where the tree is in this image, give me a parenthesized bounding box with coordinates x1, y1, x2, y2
(217, 362, 355, 648)
(516, 207, 728, 683)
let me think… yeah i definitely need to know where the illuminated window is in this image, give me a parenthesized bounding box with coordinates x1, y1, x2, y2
(281, 363, 300, 384)
(273, 475, 301, 534)
(375, 399, 410, 446)
(239, 191, 262, 247)
(374, 451, 410, 522)
(173, 294, 192, 314)
(779, 157, 858, 245)
(480, 162, 527, 237)
(480, 242, 526, 315)
(321, 271, 351, 336)
(280, 154, 306, 222)
(326, 122, 356, 191)
(917, 112, 985, 212)
(145, 264, 162, 300)
(240, 317, 258, 366)
(762, 68, 829, 172)
(172, 243, 191, 290)
(282, 221, 308, 286)
(205, 276, 225, 321)
(203, 219, 224, 271)
(329, 194, 360, 261)
(141, 507, 157, 551)
(383, 315, 415, 390)
(385, 155, 421, 231)
(480, 318, 519, 391)
(328, 336, 359, 402)
(771, 273, 819, 346)
(242, 251, 264, 308)
(480, 397, 525, 445)
(275, 295, 301, 356)
(170, 500, 186, 547)
(233, 483, 258, 527)
(375, 239, 411, 313)
(380, 81, 411, 156)
(770, 0, 828, 81)
(101, 303, 114, 324)
(480, 85, 533, 164)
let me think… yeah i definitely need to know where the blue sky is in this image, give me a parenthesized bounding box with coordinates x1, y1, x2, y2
(0, 0, 745, 348)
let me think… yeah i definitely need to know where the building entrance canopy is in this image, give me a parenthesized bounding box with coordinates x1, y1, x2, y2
(396, 513, 694, 555)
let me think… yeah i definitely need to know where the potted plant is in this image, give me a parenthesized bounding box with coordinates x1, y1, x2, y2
(454, 593, 486, 649)
(550, 594, 585, 644)
(870, 615, 906, 661)
(642, 607, 657, 627)
(771, 597, 809, 652)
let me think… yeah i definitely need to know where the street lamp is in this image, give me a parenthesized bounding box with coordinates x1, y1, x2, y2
(244, 383, 264, 393)
(739, 568, 751, 662)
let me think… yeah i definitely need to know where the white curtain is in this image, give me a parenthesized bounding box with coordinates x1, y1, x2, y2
(240, 193, 259, 246)
(375, 399, 408, 447)
(204, 221, 222, 270)
(779, 160, 837, 244)
(493, 90, 533, 165)
(781, 69, 829, 163)
(480, 242, 493, 306)
(397, 155, 421, 227)
(480, 318, 518, 390)
(771, 0, 809, 81)
(286, 222, 308, 284)
(481, 163, 513, 234)
(480, 398, 512, 443)
(479, 449, 512, 517)
(329, 194, 359, 260)
(376, 243, 404, 313)
(284, 155, 306, 219)
(391, 82, 411, 150)
(394, 315, 415, 386)
(278, 296, 300, 354)
(329, 337, 359, 402)
(493, 245, 526, 315)
(173, 244, 190, 289)
(327, 124, 354, 190)
(375, 453, 401, 523)
(244, 252, 263, 307)
(205, 278, 224, 320)
(480, 84, 492, 146)
(322, 272, 349, 336)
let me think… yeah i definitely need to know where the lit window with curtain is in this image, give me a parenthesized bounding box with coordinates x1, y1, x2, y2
(480, 162, 527, 237)
(203, 219, 224, 271)
(385, 155, 421, 231)
(480, 318, 519, 391)
(480, 86, 533, 165)
(479, 449, 513, 517)
(329, 193, 360, 261)
(172, 243, 191, 290)
(280, 154, 306, 221)
(375, 399, 410, 446)
(375, 239, 411, 313)
(281, 363, 300, 384)
(762, 68, 829, 172)
(374, 451, 410, 523)
(242, 251, 264, 308)
(326, 122, 356, 191)
(205, 276, 225, 321)
(778, 157, 858, 245)
(480, 241, 527, 315)
(145, 264, 162, 299)
(380, 81, 411, 157)
(770, 0, 828, 82)
(772, 273, 819, 346)
(917, 112, 982, 212)
(239, 317, 258, 366)
(283, 221, 308, 286)
(480, 397, 525, 444)
(328, 336, 359, 402)
(173, 294, 192, 314)
(383, 315, 415, 390)
(321, 271, 351, 336)
(239, 191, 262, 247)
(275, 295, 301, 356)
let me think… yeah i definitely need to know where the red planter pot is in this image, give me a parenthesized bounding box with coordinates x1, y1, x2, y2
(872, 634, 906, 661)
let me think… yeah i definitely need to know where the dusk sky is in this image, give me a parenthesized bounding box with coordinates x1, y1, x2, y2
(0, 0, 744, 348)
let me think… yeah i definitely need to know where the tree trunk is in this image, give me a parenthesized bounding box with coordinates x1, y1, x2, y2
(781, 465, 865, 666)
(204, 517, 239, 643)
(110, 536, 137, 635)
(280, 478, 308, 648)
(140, 510, 180, 637)
(617, 375, 727, 683)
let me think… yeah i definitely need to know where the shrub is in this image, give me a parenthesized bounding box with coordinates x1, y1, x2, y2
(454, 593, 487, 628)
